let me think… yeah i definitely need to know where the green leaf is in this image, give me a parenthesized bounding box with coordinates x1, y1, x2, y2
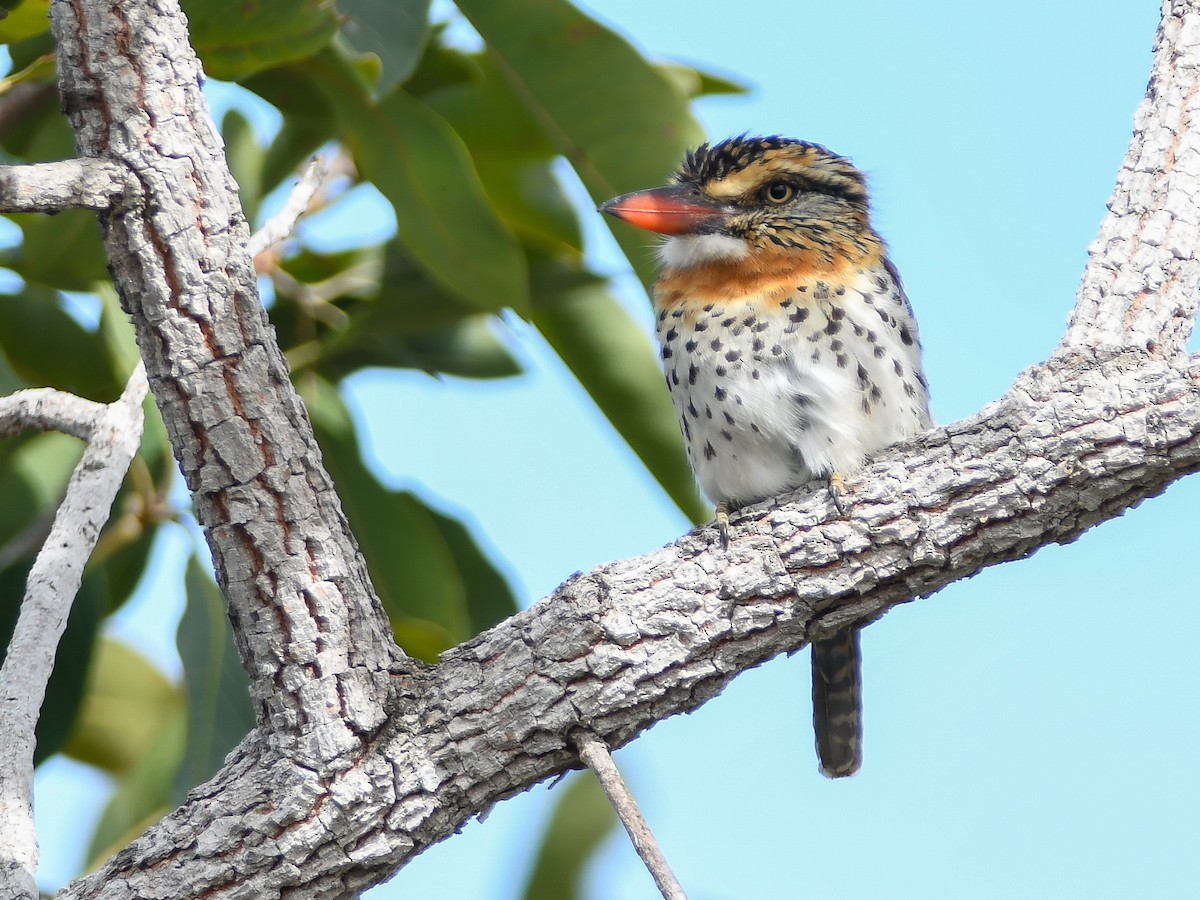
(181, 0, 340, 82)
(341, 87, 529, 313)
(456, 0, 703, 286)
(337, 0, 432, 95)
(658, 60, 750, 99)
(244, 66, 340, 191)
(0, 287, 122, 399)
(4, 211, 110, 293)
(222, 108, 267, 226)
(300, 376, 520, 659)
(174, 555, 255, 800)
(86, 701, 186, 869)
(0, 0, 50, 43)
(531, 261, 707, 524)
(521, 772, 617, 900)
(62, 637, 183, 775)
(271, 242, 521, 381)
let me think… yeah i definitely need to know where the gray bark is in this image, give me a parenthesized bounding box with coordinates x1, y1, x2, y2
(1, 0, 1191, 897)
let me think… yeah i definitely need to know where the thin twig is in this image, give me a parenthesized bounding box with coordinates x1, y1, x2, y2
(0, 363, 148, 883)
(246, 154, 330, 259)
(573, 730, 688, 900)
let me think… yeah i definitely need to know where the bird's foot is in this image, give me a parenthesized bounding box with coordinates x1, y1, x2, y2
(828, 472, 850, 516)
(716, 500, 730, 549)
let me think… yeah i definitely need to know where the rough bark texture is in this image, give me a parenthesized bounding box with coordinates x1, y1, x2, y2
(18, 0, 1199, 897)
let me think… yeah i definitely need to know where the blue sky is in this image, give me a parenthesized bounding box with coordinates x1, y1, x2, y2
(34, 1, 1200, 897)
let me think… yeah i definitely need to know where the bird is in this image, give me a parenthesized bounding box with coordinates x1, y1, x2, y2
(601, 135, 932, 777)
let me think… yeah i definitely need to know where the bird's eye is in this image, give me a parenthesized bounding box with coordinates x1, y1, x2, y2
(764, 181, 796, 204)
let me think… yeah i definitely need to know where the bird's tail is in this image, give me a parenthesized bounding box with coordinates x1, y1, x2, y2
(811, 628, 862, 777)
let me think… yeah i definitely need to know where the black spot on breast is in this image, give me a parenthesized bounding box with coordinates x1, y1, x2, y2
(899, 325, 913, 346)
(715, 364, 727, 377)
(732, 323, 745, 336)
(836, 353, 849, 368)
(780, 298, 793, 308)
(688, 363, 698, 385)
(790, 308, 810, 323)
(811, 349, 821, 363)
(861, 398, 871, 414)
(750, 423, 760, 433)
(703, 303, 715, 312)
(869, 385, 882, 401)
(856, 363, 869, 385)
(665, 327, 678, 341)
(685, 339, 697, 353)
(705, 405, 713, 419)
(721, 429, 733, 441)
(830, 339, 843, 352)
(873, 345, 886, 358)
(658, 309, 668, 322)
(893, 359, 904, 376)
(825, 319, 842, 335)
(687, 400, 699, 418)
(704, 441, 716, 460)
(710, 338, 723, 351)
(724, 410, 735, 425)
(866, 330, 877, 343)
(714, 386, 727, 401)
(671, 370, 680, 386)
(830, 307, 845, 320)
(722, 316, 736, 327)
(661, 346, 672, 359)
(873, 275, 888, 292)
(752, 338, 764, 352)
(835, 285, 846, 296)
(797, 285, 808, 292)
(852, 323, 864, 337)
(694, 320, 708, 332)
(904, 381, 916, 397)
(813, 282, 830, 300)
(742, 315, 756, 328)
(725, 349, 742, 362)
(752, 369, 761, 380)
(771, 344, 784, 356)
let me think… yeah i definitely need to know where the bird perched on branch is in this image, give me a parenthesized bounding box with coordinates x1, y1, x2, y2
(601, 135, 932, 777)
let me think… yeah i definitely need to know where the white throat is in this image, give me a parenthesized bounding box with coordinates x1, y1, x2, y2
(658, 233, 749, 269)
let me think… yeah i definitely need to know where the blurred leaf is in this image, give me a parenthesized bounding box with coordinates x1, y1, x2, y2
(522, 771, 617, 900)
(335, 78, 530, 314)
(337, 0, 432, 95)
(301, 376, 520, 660)
(0, 0, 50, 43)
(0, 287, 122, 398)
(244, 66, 340, 191)
(86, 701, 186, 870)
(223, 108, 267, 226)
(62, 637, 183, 774)
(182, 0, 340, 82)
(456, 0, 703, 285)
(271, 242, 521, 381)
(5, 210, 110, 293)
(658, 61, 750, 99)
(474, 154, 581, 256)
(531, 261, 707, 523)
(174, 555, 254, 800)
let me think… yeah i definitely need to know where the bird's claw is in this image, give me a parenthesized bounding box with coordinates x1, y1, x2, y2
(716, 500, 730, 548)
(828, 472, 850, 516)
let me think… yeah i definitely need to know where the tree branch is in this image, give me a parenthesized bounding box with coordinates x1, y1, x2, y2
(1064, 0, 1200, 352)
(246, 154, 330, 260)
(0, 364, 147, 894)
(0, 159, 134, 213)
(573, 731, 687, 900)
(50, 0, 405, 770)
(46, 0, 1200, 897)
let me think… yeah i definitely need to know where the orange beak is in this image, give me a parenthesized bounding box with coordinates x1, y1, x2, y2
(600, 185, 730, 235)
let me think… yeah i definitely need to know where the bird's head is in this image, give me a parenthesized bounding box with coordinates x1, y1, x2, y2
(602, 136, 881, 277)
